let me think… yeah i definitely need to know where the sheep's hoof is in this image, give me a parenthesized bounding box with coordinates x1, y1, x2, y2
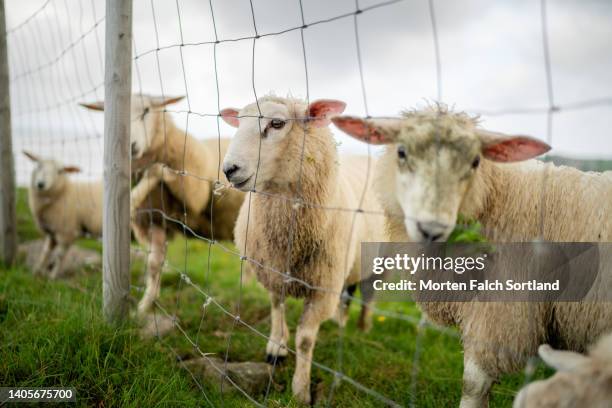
(266, 354, 286, 365)
(136, 302, 153, 318)
(357, 318, 372, 333)
(292, 384, 312, 406)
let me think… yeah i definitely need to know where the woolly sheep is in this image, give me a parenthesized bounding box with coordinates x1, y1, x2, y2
(23, 151, 102, 279)
(220, 96, 387, 404)
(332, 106, 612, 408)
(81, 95, 245, 315)
(513, 332, 612, 408)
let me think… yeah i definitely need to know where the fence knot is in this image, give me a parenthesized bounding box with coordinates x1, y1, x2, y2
(213, 180, 226, 196)
(202, 297, 212, 309)
(180, 273, 192, 285)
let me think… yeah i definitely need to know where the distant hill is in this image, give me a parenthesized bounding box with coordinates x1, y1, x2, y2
(543, 155, 612, 172)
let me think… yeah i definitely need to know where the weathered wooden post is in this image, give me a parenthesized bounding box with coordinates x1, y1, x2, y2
(103, 0, 132, 322)
(0, 0, 17, 266)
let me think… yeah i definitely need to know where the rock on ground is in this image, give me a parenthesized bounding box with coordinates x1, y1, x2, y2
(18, 239, 101, 278)
(139, 312, 177, 338)
(182, 356, 277, 397)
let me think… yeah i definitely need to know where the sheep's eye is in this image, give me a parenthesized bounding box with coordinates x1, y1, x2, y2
(472, 156, 480, 169)
(270, 119, 285, 130)
(397, 145, 407, 161)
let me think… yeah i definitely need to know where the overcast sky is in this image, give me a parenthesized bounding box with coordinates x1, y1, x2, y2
(6, 0, 612, 184)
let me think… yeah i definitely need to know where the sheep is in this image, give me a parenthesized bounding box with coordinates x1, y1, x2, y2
(80, 95, 245, 316)
(513, 332, 612, 408)
(220, 96, 387, 404)
(23, 151, 102, 279)
(332, 106, 612, 408)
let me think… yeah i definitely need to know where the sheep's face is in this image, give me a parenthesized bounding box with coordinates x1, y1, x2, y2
(513, 372, 608, 408)
(513, 343, 612, 408)
(23, 151, 80, 193)
(220, 97, 346, 192)
(390, 127, 482, 242)
(129, 96, 158, 160)
(80, 95, 185, 160)
(332, 110, 550, 242)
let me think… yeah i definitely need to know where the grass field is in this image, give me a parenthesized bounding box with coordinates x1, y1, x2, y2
(0, 188, 551, 407)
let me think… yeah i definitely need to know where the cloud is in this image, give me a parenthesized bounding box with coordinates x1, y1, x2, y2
(6, 0, 612, 184)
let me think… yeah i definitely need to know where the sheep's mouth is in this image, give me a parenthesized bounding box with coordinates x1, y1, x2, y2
(232, 175, 253, 190)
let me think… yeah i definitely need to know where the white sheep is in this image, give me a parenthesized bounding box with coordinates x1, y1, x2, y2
(80, 95, 245, 315)
(513, 333, 612, 408)
(220, 96, 387, 404)
(332, 106, 612, 408)
(23, 151, 102, 279)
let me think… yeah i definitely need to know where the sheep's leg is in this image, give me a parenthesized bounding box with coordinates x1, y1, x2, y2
(266, 292, 289, 364)
(332, 284, 356, 328)
(459, 357, 494, 408)
(48, 241, 70, 279)
(357, 290, 373, 333)
(137, 225, 167, 316)
(33, 235, 56, 275)
(131, 164, 178, 219)
(130, 171, 162, 220)
(292, 291, 339, 405)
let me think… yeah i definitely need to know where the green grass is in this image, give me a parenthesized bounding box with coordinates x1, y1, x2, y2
(1, 188, 551, 407)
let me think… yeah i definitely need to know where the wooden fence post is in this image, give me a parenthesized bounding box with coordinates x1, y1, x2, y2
(0, 0, 17, 266)
(103, 0, 132, 322)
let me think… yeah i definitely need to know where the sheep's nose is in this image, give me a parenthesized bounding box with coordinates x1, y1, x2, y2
(417, 221, 446, 242)
(37, 181, 45, 190)
(131, 142, 139, 157)
(223, 163, 240, 180)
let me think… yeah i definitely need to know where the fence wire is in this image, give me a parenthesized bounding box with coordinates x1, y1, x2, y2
(7, 0, 612, 407)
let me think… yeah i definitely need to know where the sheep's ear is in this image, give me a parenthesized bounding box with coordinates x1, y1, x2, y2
(220, 108, 240, 128)
(62, 166, 81, 173)
(539, 344, 589, 372)
(150, 95, 185, 107)
(79, 101, 104, 111)
(23, 150, 40, 162)
(332, 116, 400, 145)
(478, 130, 551, 162)
(307, 99, 346, 127)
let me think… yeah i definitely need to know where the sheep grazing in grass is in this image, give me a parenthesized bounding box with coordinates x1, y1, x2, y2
(513, 333, 612, 408)
(23, 151, 102, 279)
(80, 95, 245, 316)
(220, 96, 387, 404)
(332, 106, 612, 408)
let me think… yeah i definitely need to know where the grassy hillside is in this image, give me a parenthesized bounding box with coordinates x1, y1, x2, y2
(0, 188, 553, 407)
(544, 155, 612, 172)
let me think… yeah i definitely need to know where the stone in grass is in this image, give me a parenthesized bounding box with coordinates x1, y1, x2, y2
(182, 356, 279, 397)
(18, 239, 101, 278)
(139, 312, 177, 338)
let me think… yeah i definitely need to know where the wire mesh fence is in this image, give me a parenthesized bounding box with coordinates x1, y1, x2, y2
(4, 0, 612, 406)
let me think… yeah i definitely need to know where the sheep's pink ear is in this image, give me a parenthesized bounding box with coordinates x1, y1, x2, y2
(307, 99, 346, 127)
(332, 116, 399, 145)
(538, 344, 589, 372)
(23, 150, 40, 162)
(220, 108, 240, 128)
(478, 130, 551, 162)
(150, 95, 185, 107)
(79, 101, 104, 111)
(62, 166, 81, 173)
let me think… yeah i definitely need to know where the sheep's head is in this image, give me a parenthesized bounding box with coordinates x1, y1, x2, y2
(79, 94, 184, 160)
(513, 339, 612, 408)
(23, 151, 80, 193)
(220, 96, 346, 192)
(332, 108, 550, 242)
